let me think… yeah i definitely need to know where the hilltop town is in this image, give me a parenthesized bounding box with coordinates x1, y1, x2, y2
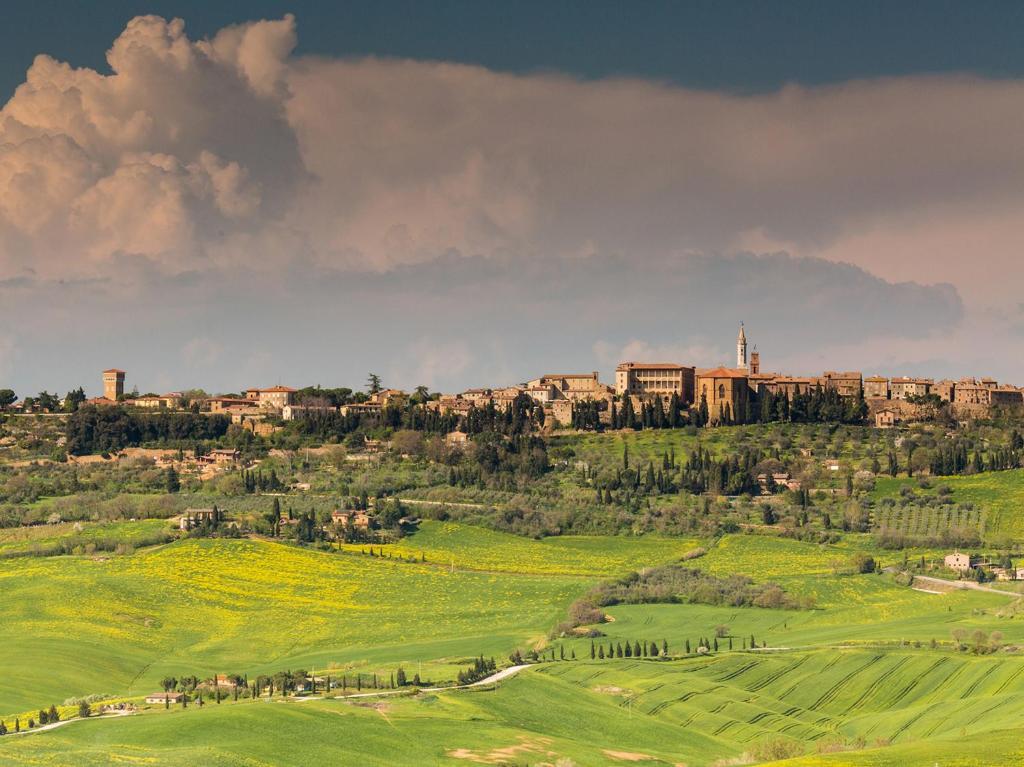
(5, 325, 1020, 434)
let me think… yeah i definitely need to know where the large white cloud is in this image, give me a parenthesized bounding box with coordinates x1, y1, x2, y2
(3, 13, 1023, 291)
(0, 15, 301, 274)
(1, 14, 1020, 393)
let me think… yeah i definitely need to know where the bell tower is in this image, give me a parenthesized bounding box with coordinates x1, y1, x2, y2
(103, 369, 125, 401)
(736, 324, 747, 370)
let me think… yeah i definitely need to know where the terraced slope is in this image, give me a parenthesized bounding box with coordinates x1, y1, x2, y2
(3, 653, 1022, 766)
(541, 649, 1024, 754)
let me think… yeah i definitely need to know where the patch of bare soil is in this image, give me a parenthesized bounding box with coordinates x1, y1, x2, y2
(593, 685, 631, 696)
(602, 750, 658, 762)
(447, 736, 556, 764)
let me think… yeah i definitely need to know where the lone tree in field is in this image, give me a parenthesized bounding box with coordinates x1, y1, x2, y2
(165, 466, 180, 493)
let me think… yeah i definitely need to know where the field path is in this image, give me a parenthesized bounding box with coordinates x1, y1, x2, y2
(7, 710, 132, 736)
(327, 663, 532, 700)
(912, 574, 1020, 596)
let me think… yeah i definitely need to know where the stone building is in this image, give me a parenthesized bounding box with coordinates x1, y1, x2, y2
(890, 377, 933, 400)
(944, 552, 976, 572)
(102, 369, 125, 401)
(954, 378, 992, 406)
(933, 380, 956, 402)
(991, 387, 1024, 408)
(695, 367, 749, 424)
(614, 363, 695, 405)
(820, 371, 863, 397)
(863, 376, 889, 399)
(246, 386, 297, 410)
(875, 408, 898, 428)
(526, 372, 612, 403)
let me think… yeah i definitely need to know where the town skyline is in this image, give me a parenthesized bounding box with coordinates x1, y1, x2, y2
(3, 8, 1024, 398)
(9, 323, 1020, 420)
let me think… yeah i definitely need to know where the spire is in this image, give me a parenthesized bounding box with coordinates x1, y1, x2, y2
(736, 322, 748, 369)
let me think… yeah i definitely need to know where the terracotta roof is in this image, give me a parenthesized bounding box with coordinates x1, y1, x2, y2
(258, 386, 297, 393)
(102, 368, 125, 374)
(697, 367, 749, 379)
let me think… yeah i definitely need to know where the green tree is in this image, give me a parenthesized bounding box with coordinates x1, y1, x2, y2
(77, 701, 91, 718)
(165, 466, 180, 494)
(366, 373, 383, 395)
(0, 389, 14, 409)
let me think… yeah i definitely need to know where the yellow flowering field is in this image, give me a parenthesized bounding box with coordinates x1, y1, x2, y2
(0, 538, 586, 713)
(340, 521, 699, 576)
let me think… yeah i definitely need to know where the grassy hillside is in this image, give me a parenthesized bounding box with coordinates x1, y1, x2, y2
(873, 469, 1024, 543)
(341, 520, 700, 576)
(3, 652, 1023, 766)
(0, 519, 172, 557)
(0, 538, 586, 712)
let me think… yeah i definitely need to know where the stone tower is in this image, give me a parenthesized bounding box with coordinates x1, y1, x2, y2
(103, 369, 125, 401)
(749, 348, 760, 375)
(736, 324, 747, 370)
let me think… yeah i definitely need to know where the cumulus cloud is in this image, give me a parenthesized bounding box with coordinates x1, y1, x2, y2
(3, 13, 1023, 292)
(0, 14, 301, 275)
(2, 14, 1017, 393)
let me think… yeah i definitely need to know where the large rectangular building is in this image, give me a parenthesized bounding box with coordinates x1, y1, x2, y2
(614, 362, 695, 405)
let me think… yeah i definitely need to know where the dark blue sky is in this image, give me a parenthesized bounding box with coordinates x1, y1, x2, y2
(4, 0, 1024, 100)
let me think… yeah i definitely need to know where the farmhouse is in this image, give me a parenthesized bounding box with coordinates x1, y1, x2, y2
(944, 552, 977, 572)
(332, 510, 372, 529)
(180, 508, 217, 530)
(145, 692, 183, 704)
(445, 430, 469, 447)
(199, 448, 240, 465)
(875, 408, 899, 429)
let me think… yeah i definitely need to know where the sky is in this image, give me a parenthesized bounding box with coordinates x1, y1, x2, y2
(1, 3, 1023, 397)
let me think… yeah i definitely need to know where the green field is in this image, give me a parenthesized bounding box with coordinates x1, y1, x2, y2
(873, 469, 1024, 542)
(1, 517, 1022, 763)
(3, 650, 1024, 766)
(0, 538, 586, 712)
(341, 520, 700, 576)
(0, 519, 173, 557)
